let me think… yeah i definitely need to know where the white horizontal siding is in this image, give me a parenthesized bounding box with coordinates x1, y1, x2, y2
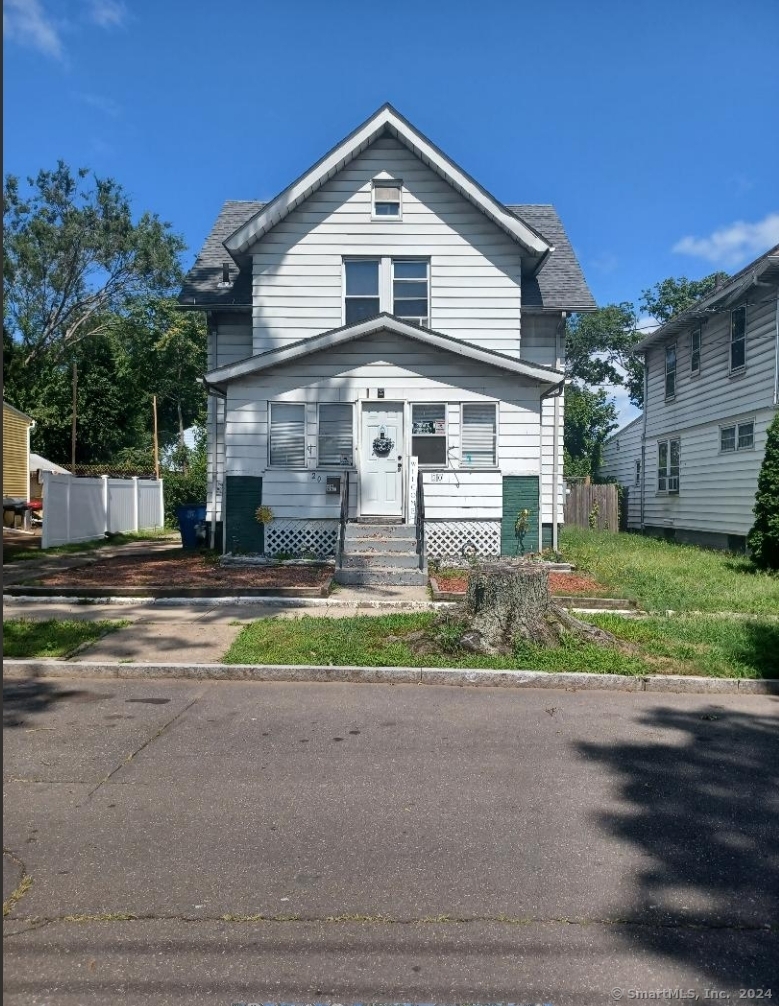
(250, 136, 522, 357)
(600, 418, 643, 529)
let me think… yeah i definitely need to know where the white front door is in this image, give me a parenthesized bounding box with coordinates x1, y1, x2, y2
(360, 403, 403, 517)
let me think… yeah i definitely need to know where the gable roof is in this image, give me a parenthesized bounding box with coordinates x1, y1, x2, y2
(180, 201, 594, 312)
(223, 104, 551, 264)
(635, 243, 779, 351)
(204, 313, 564, 390)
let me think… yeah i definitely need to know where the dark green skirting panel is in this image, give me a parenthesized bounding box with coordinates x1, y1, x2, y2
(541, 523, 553, 550)
(225, 476, 264, 554)
(501, 475, 540, 557)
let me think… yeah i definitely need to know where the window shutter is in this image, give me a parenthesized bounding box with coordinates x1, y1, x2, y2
(270, 403, 305, 467)
(318, 404, 353, 465)
(462, 404, 496, 467)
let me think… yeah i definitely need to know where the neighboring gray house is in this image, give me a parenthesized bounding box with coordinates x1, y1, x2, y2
(179, 104, 595, 580)
(600, 244, 779, 550)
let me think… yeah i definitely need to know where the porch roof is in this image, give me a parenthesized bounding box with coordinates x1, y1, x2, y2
(203, 314, 565, 392)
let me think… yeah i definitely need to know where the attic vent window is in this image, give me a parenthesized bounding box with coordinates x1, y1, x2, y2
(218, 262, 231, 287)
(372, 179, 402, 219)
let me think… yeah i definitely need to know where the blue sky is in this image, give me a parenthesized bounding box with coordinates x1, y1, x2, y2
(4, 0, 779, 424)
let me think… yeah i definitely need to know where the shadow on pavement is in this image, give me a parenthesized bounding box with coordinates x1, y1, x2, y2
(578, 702, 779, 988)
(2, 679, 115, 728)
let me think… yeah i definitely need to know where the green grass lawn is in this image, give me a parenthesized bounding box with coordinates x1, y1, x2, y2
(560, 527, 779, 615)
(3, 619, 128, 658)
(3, 529, 176, 563)
(223, 611, 779, 679)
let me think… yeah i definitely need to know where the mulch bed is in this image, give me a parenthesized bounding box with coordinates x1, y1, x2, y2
(433, 571, 606, 596)
(39, 552, 332, 589)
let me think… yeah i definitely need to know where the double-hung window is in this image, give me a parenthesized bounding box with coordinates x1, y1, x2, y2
(318, 404, 353, 466)
(691, 326, 701, 374)
(730, 306, 746, 371)
(393, 260, 429, 326)
(665, 344, 677, 400)
(344, 260, 380, 325)
(412, 404, 446, 466)
(720, 420, 754, 453)
(657, 438, 680, 493)
(269, 403, 306, 467)
(462, 403, 497, 467)
(372, 179, 401, 218)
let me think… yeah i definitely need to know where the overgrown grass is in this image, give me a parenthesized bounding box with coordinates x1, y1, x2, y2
(3, 529, 175, 563)
(560, 527, 779, 615)
(223, 611, 779, 678)
(3, 618, 128, 658)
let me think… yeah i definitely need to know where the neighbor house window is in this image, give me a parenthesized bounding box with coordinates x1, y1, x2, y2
(635, 459, 642, 487)
(318, 404, 353, 466)
(730, 306, 746, 371)
(412, 404, 446, 466)
(691, 326, 701, 374)
(344, 260, 380, 324)
(657, 438, 680, 493)
(269, 403, 306, 467)
(462, 403, 497, 467)
(393, 260, 429, 327)
(372, 179, 401, 218)
(665, 344, 677, 399)
(721, 420, 755, 452)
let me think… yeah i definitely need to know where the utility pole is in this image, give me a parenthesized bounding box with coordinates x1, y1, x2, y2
(152, 395, 160, 480)
(71, 362, 78, 475)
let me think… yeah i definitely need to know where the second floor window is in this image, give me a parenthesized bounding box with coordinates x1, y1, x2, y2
(665, 345, 677, 400)
(731, 306, 746, 371)
(635, 459, 642, 487)
(393, 260, 429, 327)
(691, 326, 701, 374)
(344, 260, 380, 325)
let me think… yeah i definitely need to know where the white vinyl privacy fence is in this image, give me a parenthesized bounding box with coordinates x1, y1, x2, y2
(41, 472, 165, 549)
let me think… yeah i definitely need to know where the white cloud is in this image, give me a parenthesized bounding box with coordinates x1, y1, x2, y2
(3, 0, 63, 59)
(605, 384, 642, 430)
(636, 314, 660, 335)
(673, 213, 779, 268)
(86, 0, 126, 27)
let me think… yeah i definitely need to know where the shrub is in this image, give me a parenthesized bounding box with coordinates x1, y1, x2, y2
(747, 411, 779, 570)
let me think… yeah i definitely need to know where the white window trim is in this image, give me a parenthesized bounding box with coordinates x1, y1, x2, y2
(729, 305, 747, 374)
(657, 437, 680, 494)
(316, 402, 356, 469)
(342, 257, 381, 328)
(690, 326, 701, 376)
(371, 178, 402, 221)
(342, 256, 430, 326)
(719, 418, 756, 454)
(267, 401, 307, 470)
(664, 343, 677, 401)
(392, 258, 430, 328)
(460, 402, 499, 470)
(411, 402, 448, 469)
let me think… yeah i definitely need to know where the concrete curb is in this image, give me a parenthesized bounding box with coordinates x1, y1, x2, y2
(4, 580, 333, 599)
(4, 659, 777, 694)
(2, 594, 452, 610)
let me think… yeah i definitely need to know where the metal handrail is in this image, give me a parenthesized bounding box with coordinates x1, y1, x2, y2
(337, 472, 350, 567)
(415, 469, 425, 569)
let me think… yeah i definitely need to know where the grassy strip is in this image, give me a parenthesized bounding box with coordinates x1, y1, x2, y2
(223, 612, 778, 678)
(3, 619, 129, 658)
(3, 529, 175, 563)
(560, 527, 779, 615)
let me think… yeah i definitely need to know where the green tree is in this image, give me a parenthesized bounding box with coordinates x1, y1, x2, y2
(565, 304, 644, 408)
(640, 272, 729, 324)
(563, 385, 618, 479)
(3, 161, 184, 365)
(747, 411, 779, 570)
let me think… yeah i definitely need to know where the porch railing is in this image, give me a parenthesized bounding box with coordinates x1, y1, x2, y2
(336, 472, 350, 568)
(415, 469, 426, 570)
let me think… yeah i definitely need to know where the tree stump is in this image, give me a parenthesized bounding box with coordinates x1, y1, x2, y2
(456, 561, 616, 656)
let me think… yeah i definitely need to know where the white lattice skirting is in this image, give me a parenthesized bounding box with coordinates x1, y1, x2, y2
(265, 519, 339, 559)
(425, 520, 501, 559)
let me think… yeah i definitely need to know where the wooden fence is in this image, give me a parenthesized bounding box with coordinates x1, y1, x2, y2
(564, 482, 619, 532)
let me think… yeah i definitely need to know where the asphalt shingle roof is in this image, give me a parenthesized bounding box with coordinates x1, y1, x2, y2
(180, 199, 595, 313)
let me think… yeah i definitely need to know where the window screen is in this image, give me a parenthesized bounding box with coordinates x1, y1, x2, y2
(345, 260, 380, 324)
(269, 403, 305, 467)
(412, 403, 446, 466)
(462, 403, 497, 467)
(720, 426, 736, 452)
(393, 260, 428, 326)
(373, 182, 401, 216)
(318, 404, 353, 466)
(737, 422, 754, 450)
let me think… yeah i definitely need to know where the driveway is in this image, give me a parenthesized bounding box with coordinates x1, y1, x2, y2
(3, 677, 777, 1004)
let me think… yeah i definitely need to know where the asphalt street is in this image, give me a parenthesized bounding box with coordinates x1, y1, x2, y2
(3, 676, 777, 1004)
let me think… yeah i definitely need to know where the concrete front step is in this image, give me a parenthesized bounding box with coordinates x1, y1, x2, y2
(342, 551, 420, 569)
(334, 567, 428, 586)
(345, 523, 416, 541)
(342, 535, 417, 552)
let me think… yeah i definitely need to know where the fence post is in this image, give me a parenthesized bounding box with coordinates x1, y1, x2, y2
(102, 475, 109, 535)
(133, 477, 140, 532)
(158, 478, 165, 529)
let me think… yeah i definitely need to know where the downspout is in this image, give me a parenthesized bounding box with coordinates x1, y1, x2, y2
(209, 391, 219, 550)
(540, 377, 565, 553)
(553, 312, 566, 552)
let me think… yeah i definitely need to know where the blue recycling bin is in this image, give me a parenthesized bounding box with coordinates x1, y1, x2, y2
(176, 504, 207, 548)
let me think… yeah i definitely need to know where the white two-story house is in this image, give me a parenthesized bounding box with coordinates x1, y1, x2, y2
(600, 244, 779, 551)
(179, 105, 595, 580)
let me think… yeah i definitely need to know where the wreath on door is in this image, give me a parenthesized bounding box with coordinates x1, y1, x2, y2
(372, 434, 394, 456)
